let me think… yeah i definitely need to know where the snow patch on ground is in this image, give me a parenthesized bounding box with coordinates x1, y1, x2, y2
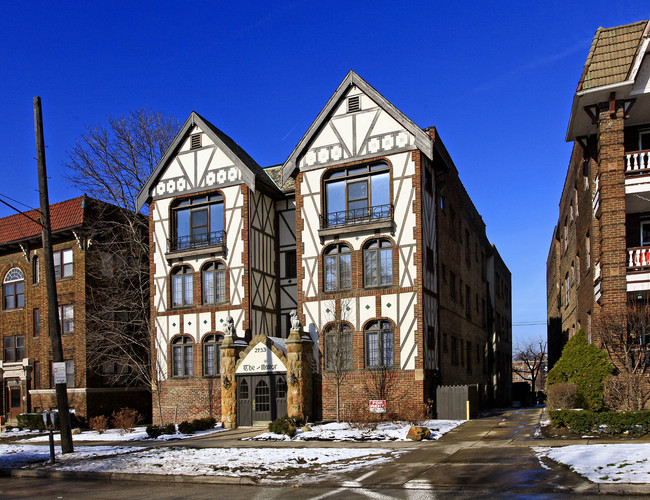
(535, 444, 650, 483)
(12, 425, 227, 443)
(249, 419, 464, 441)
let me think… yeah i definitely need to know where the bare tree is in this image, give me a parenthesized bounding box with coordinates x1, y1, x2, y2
(322, 298, 353, 422)
(64, 108, 180, 423)
(598, 303, 650, 411)
(512, 337, 547, 403)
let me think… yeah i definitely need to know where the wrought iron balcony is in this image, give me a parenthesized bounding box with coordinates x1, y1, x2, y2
(320, 204, 393, 229)
(168, 230, 226, 253)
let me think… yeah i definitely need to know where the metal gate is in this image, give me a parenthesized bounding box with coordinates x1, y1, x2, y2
(236, 374, 288, 426)
(436, 384, 478, 420)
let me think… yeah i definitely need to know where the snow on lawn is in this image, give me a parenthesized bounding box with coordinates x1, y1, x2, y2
(535, 444, 650, 483)
(0, 444, 393, 479)
(15, 425, 227, 443)
(249, 419, 464, 441)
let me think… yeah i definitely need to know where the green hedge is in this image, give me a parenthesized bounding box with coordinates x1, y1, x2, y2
(17, 413, 46, 431)
(549, 410, 650, 436)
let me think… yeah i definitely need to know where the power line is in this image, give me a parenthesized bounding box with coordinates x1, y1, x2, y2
(0, 192, 37, 211)
(0, 197, 44, 227)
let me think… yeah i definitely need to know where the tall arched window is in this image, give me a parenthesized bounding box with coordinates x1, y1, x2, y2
(202, 262, 226, 304)
(171, 266, 193, 307)
(172, 336, 193, 376)
(203, 334, 223, 376)
(3, 268, 25, 310)
(365, 320, 394, 368)
(323, 323, 353, 371)
(324, 244, 351, 291)
(364, 239, 393, 287)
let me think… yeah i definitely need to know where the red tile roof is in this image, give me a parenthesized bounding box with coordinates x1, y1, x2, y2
(0, 195, 87, 245)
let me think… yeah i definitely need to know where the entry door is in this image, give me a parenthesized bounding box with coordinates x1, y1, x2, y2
(252, 377, 272, 424)
(237, 377, 251, 427)
(8, 385, 22, 419)
(236, 374, 288, 426)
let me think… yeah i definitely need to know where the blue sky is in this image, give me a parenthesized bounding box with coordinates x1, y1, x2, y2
(1, 1, 647, 343)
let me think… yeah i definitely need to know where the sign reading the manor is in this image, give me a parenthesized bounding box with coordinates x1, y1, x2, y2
(236, 343, 287, 374)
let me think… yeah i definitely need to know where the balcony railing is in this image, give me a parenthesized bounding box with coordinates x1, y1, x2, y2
(625, 150, 650, 175)
(168, 230, 226, 253)
(320, 204, 393, 229)
(627, 246, 650, 271)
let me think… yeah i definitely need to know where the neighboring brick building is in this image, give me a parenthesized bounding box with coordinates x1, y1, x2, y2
(137, 71, 511, 426)
(0, 196, 150, 423)
(547, 20, 650, 367)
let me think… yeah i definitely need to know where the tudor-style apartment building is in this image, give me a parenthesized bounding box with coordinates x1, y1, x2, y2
(547, 20, 650, 366)
(0, 196, 150, 423)
(137, 71, 511, 426)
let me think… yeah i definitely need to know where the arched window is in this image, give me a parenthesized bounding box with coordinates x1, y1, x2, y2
(202, 262, 226, 304)
(203, 334, 223, 376)
(254, 380, 270, 412)
(239, 378, 249, 400)
(32, 256, 40, 284)
(3, 268, 25, 310)
(324, 244, 351, 291)
(171, 193, 224, 251)
(323, 323, 353, 371)
(364, 239, 393, 287)
(323, 163, 391, 227)
(365, 320, 394, 368)
(276, 377, 287, 399)
(172, 336, 193, 376)
(171, 266, 193, 307)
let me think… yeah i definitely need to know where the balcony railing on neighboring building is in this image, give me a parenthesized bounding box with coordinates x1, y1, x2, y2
(627, 246, 650, 271)
(168, 230, 226, 253)
(625, 150, 650, 174)
(320, 204, 393, 229)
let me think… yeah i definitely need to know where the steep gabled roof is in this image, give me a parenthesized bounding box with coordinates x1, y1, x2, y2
(281, 70, 434, 184)
(136, 112, 281, 210)
(578, 20, 649, 91)
(0, 195, 87, 246)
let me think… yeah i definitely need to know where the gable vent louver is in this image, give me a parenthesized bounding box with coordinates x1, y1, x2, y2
(347, 96, 360, 113)
(190, 133, 202, 149)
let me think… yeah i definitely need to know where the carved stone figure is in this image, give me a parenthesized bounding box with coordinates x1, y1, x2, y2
(224, 316, 235, 337)
(290, 309, 301, 331)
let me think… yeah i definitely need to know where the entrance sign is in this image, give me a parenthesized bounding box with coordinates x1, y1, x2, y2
(369, 400, 386, 413)
(52, 362, 67, 385)
(235, 342, 287, 374)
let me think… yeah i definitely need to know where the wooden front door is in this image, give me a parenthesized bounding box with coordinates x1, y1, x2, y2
(6, 382, 22, 420)
(236, 374, 288, 426)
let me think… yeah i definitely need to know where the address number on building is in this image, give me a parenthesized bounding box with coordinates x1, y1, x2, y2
(369, 400, 386, 413)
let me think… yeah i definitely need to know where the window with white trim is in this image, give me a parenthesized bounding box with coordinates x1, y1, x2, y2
(3, 268, 24, 310)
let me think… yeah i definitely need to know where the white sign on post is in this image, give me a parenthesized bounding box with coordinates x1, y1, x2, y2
(369, 400, 386, 413)
(52, 362, 67, 385)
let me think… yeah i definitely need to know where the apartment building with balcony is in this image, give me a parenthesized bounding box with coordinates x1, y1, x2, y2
(137, 71, 511, 425)
(548, 20, 650, 367)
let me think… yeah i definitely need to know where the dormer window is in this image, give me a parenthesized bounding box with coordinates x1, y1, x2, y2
(170, 193, 224, 252)
(347, 96, 360, 113)
(190, 133, 202, 150)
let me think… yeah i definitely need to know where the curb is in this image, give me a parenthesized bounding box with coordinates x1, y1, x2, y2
(9, 468, 258, 485)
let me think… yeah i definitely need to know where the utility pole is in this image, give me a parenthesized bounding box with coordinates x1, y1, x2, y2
(34, 96, 74, 454)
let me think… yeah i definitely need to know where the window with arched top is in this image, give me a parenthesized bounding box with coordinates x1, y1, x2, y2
(171, 266, 193, 307)
(202, 262, 226, 304)
(171, 336, 194, 376)
(365, 320, 394, 368)
(239, 378, 249, 400)
(323, 323, 353, 372)
(202, 334, 223, 376)
(276, 377, 287, 399)
(364, 239, 393, 287)
(3, 268, 25, 310)
(324, 244, 351, 291)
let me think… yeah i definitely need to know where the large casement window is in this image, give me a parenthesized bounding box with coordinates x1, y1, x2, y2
(202, 262, 226, 304)
(172, 336, 194, 376)
(324, 244, 351, 291)
(3, 268, 25, 310)
(4, 335, 25, 362)
(203, 334, 222, 376)
(323, 163, 391, 227)
(58, 305, 74, 334)
(171, 266, 193, 307)
(171, 194, 225, 251)
(53, 249, 73, 279)
(365, 320, 394, 368)
(323, 323, 353, 371)
(364, 239, 393, 287)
